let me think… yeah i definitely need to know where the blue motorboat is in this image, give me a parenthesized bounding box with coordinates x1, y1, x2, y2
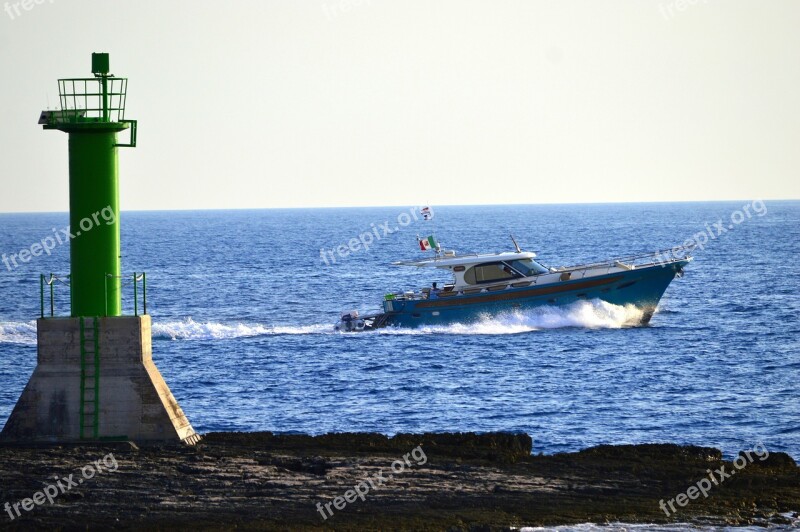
(334, 239, 693, 331)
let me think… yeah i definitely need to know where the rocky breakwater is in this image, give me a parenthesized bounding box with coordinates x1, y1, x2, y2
(0, 432, 797, 530)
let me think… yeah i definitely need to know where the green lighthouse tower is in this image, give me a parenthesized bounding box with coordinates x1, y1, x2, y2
(1, 53, 198, 445)
(40, 52, 136, 317)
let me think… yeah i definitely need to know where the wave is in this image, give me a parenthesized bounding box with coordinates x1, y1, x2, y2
(377, 300, 645, 336)
(0, 318, 329, 345)
(151, 318, 329, 340)
(0, 321, 37, 345)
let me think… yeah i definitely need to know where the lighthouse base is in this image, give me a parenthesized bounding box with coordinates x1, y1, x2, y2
(0, 316, 200, 445)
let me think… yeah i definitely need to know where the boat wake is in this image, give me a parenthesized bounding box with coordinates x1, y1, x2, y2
(0, 318, 330, 345)
(152, 301, 643, 339)
(152, 318, 329, 340)
(0, 301, 646, 345)
(0, 321, 37, 346)
(377, 300, 646, 336)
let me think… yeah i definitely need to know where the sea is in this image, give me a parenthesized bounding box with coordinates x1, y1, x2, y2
(0, 201, 798, 463)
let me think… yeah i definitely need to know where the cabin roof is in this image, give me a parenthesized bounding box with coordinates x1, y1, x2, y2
(392, 251, 537, 268)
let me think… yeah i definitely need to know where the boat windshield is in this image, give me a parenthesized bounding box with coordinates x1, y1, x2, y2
(463, 258, 550, 285)
(508, 259, 549, 276)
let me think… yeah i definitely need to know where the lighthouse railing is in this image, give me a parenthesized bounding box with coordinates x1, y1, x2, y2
(40, 273, 69, 318)
(38, 272, 148, 318)
(104, 272, 148, 317)
(51, 77, 129, 125)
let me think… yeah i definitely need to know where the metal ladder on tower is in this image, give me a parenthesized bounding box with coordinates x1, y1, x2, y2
(79, 317, 100, 439)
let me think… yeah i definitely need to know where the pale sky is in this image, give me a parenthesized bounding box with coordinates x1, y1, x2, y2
(0, 0, 798, 213)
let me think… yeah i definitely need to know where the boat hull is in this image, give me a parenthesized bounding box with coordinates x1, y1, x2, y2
(380, 260, 688, 328)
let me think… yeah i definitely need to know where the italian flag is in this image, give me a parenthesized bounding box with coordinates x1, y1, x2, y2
(419, 235, 437, 251)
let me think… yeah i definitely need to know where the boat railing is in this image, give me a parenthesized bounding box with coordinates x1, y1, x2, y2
(550, 244, 695, 275)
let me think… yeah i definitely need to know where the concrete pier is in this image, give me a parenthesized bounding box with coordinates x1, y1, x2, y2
(1, 316, 199, 444)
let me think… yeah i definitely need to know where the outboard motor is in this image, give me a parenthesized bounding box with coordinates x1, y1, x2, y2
(334, 310, 366, 332)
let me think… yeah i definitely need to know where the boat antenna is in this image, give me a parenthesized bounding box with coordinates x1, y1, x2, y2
(510, 234, 522, 253)
(420, 205, 441, 257)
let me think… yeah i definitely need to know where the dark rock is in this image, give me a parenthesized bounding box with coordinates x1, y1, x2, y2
(0, 434, 796, 529)
(747, 451, 796, 470)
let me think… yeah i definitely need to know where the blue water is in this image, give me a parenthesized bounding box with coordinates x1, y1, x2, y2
(0, 202, 798, 459)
